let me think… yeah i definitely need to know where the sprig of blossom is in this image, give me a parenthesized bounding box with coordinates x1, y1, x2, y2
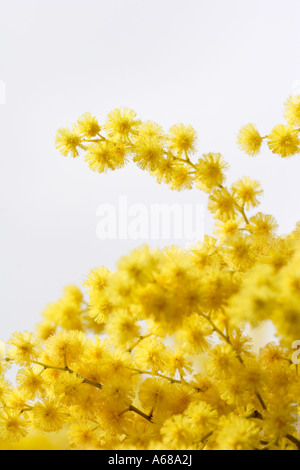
(2, 97, 300, 450)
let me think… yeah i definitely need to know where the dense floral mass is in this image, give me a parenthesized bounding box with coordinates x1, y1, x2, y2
(1, 96, 300, 450)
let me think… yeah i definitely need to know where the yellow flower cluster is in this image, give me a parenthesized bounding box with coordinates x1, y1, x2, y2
(237, 95, 300, 158)
(1, 98, 300, 450)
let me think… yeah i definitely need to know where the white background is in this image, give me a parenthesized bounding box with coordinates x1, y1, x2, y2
(0, 0, 300, 340)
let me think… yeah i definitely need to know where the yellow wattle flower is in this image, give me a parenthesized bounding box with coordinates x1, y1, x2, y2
(3, 95, 300, 450)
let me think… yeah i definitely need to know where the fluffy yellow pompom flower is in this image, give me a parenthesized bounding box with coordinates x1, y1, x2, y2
(247, 212, 278, 237)
(105, 107, 141, 141)
(55, 374, 86, 405)
(88, 295, 115, 325)
(167, 123, 197, 156)
(0, 411, 28, 442)
(216, 415, 260, 450)
(237, 123, 263, 156)
(231, 177, 263, 210)
(184, 402, 218, 439)
(208, 345, 239, 379)
(35, 320, 56, 341)
(116, 245, 161, 284)
(124, 420, 160, 450)
(138, 378, 169, 414)
(165, 348, 193, 379)
(47, 298, 83, 331)
(84, 266, 111, 295)
(259, 343, 285, 365)
(105, 309, 140, 346)
(168, 164, 194, 191)
(63, 285, 83, 305)
(55, 127, 85, 158)
(85, 140, 127, 173)
(76, 112, 101, 138)
(208, 187, 237, 221)
(214, 218, 242, 241)
(136, 121, 165, 141)
(45, 330, 86, 367)
(224, 234, 254, 270)
(151, 155, 175, 185)
(101, 378, 134, 406)
(160, 414, 192, 449)
(195, 153, 229, 193)
(284, 95, 300, 127)
(176, 315, 213, 354)
(16, 367, 46, 400)
(133, 136, 165, 171)
(69, 422, 105, 450)
(267, 124, 300, 157)
(7, 332, 41, 366)
(263, 402, 297, 440)
(32, 399, 67, 432)
(134, 338, 170, 374)
(6, 390, 29, 413)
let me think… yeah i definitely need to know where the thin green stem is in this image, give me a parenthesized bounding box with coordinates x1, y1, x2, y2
(31, 360, 102, 389)
(119, 405, 153, 423)
(193, 431, 214, 445)
(239, 206, 250, 225)
(198, 313, 231, 346)
(127, 367, 182, 384)
(199, 314, 267, 410)
(127, 334, 152, 353)
(172, 156, 197, 169)
(286, 434, 300, 450)
(128, 405, 153, 422)
(256, 393, 267, 411)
